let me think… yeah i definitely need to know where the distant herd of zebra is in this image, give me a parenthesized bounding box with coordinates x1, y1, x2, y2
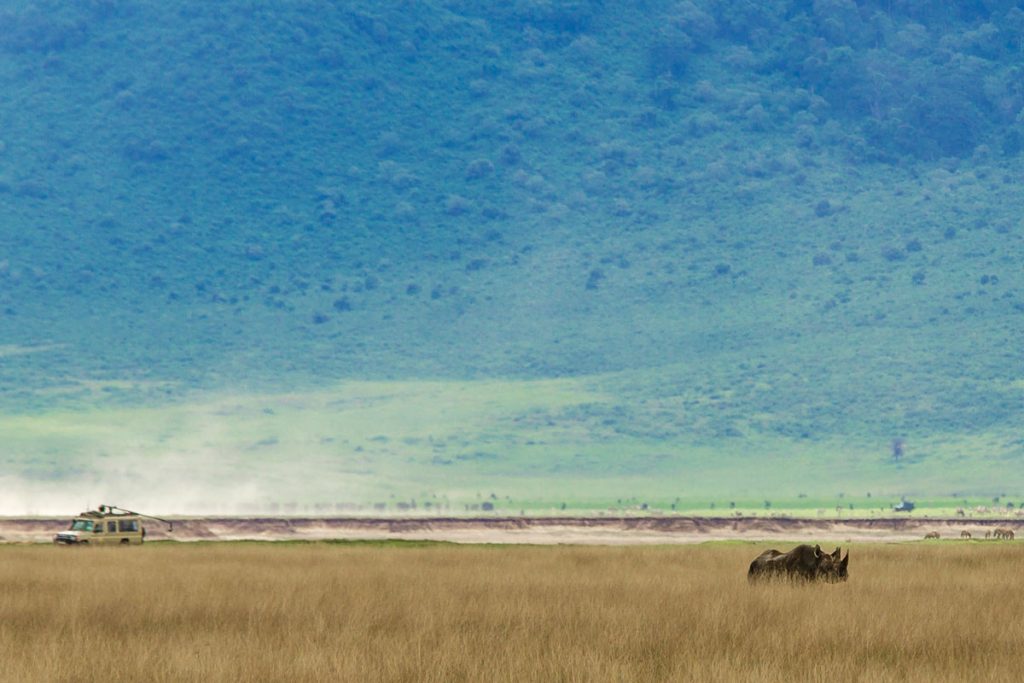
(923, 528, 1016, 540)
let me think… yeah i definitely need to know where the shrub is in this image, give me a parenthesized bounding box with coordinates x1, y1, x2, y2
(501, 145, 522, 165)
(648, 27, 692, 79)
(123, 139, 169, 162)
(812, 0, 871, 46)
(611, 198, 631, 216)
(509, 0, 600, 33)
(708, 0, 779, 41)
(567, 35, 600, 64)
(744, 104, 770, 131)
(882, 247, 907, 262)
(467, 79, 489, 98)
(465, 159, 495, 180)
(444, 195, 472, 216)
(1002, 130, 1022, 156)
(673, 1, 718, 38)
(0, 9, 89, 53)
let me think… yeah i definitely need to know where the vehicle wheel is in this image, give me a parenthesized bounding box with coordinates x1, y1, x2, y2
(120, 538, 130, 545)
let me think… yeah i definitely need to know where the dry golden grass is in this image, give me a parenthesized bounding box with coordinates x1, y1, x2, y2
(0, 541, 1021, 682)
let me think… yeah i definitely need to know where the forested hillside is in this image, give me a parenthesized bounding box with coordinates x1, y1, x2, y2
(1, 1, 1022, 510)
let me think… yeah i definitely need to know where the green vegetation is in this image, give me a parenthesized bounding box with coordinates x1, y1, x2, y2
(2, 377, 1019, 513)
(0, 1, 1022, 510)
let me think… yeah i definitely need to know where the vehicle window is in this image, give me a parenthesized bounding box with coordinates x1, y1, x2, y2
(94, 524, 103, 533)
(107, 521, 116, 532)
(70, 520, 93, 531)
(118, 519, 139, 532)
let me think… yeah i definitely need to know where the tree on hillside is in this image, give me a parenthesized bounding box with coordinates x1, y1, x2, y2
(891, 438, 905, 461)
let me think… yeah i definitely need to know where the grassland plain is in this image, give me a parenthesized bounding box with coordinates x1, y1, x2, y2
(2, 377, 1021, 514)
(0, 541, 1021, 682)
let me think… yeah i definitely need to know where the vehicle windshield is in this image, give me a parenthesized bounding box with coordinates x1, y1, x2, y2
(69, 520, 93, 531)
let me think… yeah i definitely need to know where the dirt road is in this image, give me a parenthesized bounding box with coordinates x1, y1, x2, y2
(3, 515, 1020, 544)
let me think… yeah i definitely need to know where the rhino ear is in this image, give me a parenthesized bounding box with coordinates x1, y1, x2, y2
(814, 544, 821, 557)
(831, 547, 841, 560)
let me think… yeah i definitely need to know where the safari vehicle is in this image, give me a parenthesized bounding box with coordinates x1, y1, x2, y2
(53, 505, 172, 546)
(893, 499, 916, 513)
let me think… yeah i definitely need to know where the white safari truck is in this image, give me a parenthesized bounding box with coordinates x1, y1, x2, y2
(53, 505, 172, 545)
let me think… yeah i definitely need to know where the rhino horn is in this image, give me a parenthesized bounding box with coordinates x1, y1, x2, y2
(831, 547, 841, 560)
(840, 551, 849, 567)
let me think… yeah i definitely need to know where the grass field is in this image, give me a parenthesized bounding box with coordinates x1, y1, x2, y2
(1, 541, 1020, 682)
(2, 377, 1021, 516)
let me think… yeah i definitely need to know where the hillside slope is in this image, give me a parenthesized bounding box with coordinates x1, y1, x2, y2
(0, 0, 1021, 510)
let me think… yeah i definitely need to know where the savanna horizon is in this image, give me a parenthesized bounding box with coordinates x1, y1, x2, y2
(1, 542, 1020, 682)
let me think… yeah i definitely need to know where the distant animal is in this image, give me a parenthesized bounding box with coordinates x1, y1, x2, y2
(993, 528, 1015, 540)
(748, 544, 848, 583)
(960, 531, 971, 539)
(985, 531, 992, 539)
(924, 532, 940, 539)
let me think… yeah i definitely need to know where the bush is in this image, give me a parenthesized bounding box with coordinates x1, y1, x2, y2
(501, 145, 522, 165)
(708, 0, 779, 41)
(444, 195, 472, 216)
(0, 8, 89, 53)
(882, 247, 907, 262)
(648, 27, 693, 79)
(508, 0, 601, 33)
(811, 0, 872, 47)
(465, 159, 495, 180)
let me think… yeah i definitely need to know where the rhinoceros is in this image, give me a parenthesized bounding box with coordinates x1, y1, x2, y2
(748, 544, 848, 583)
